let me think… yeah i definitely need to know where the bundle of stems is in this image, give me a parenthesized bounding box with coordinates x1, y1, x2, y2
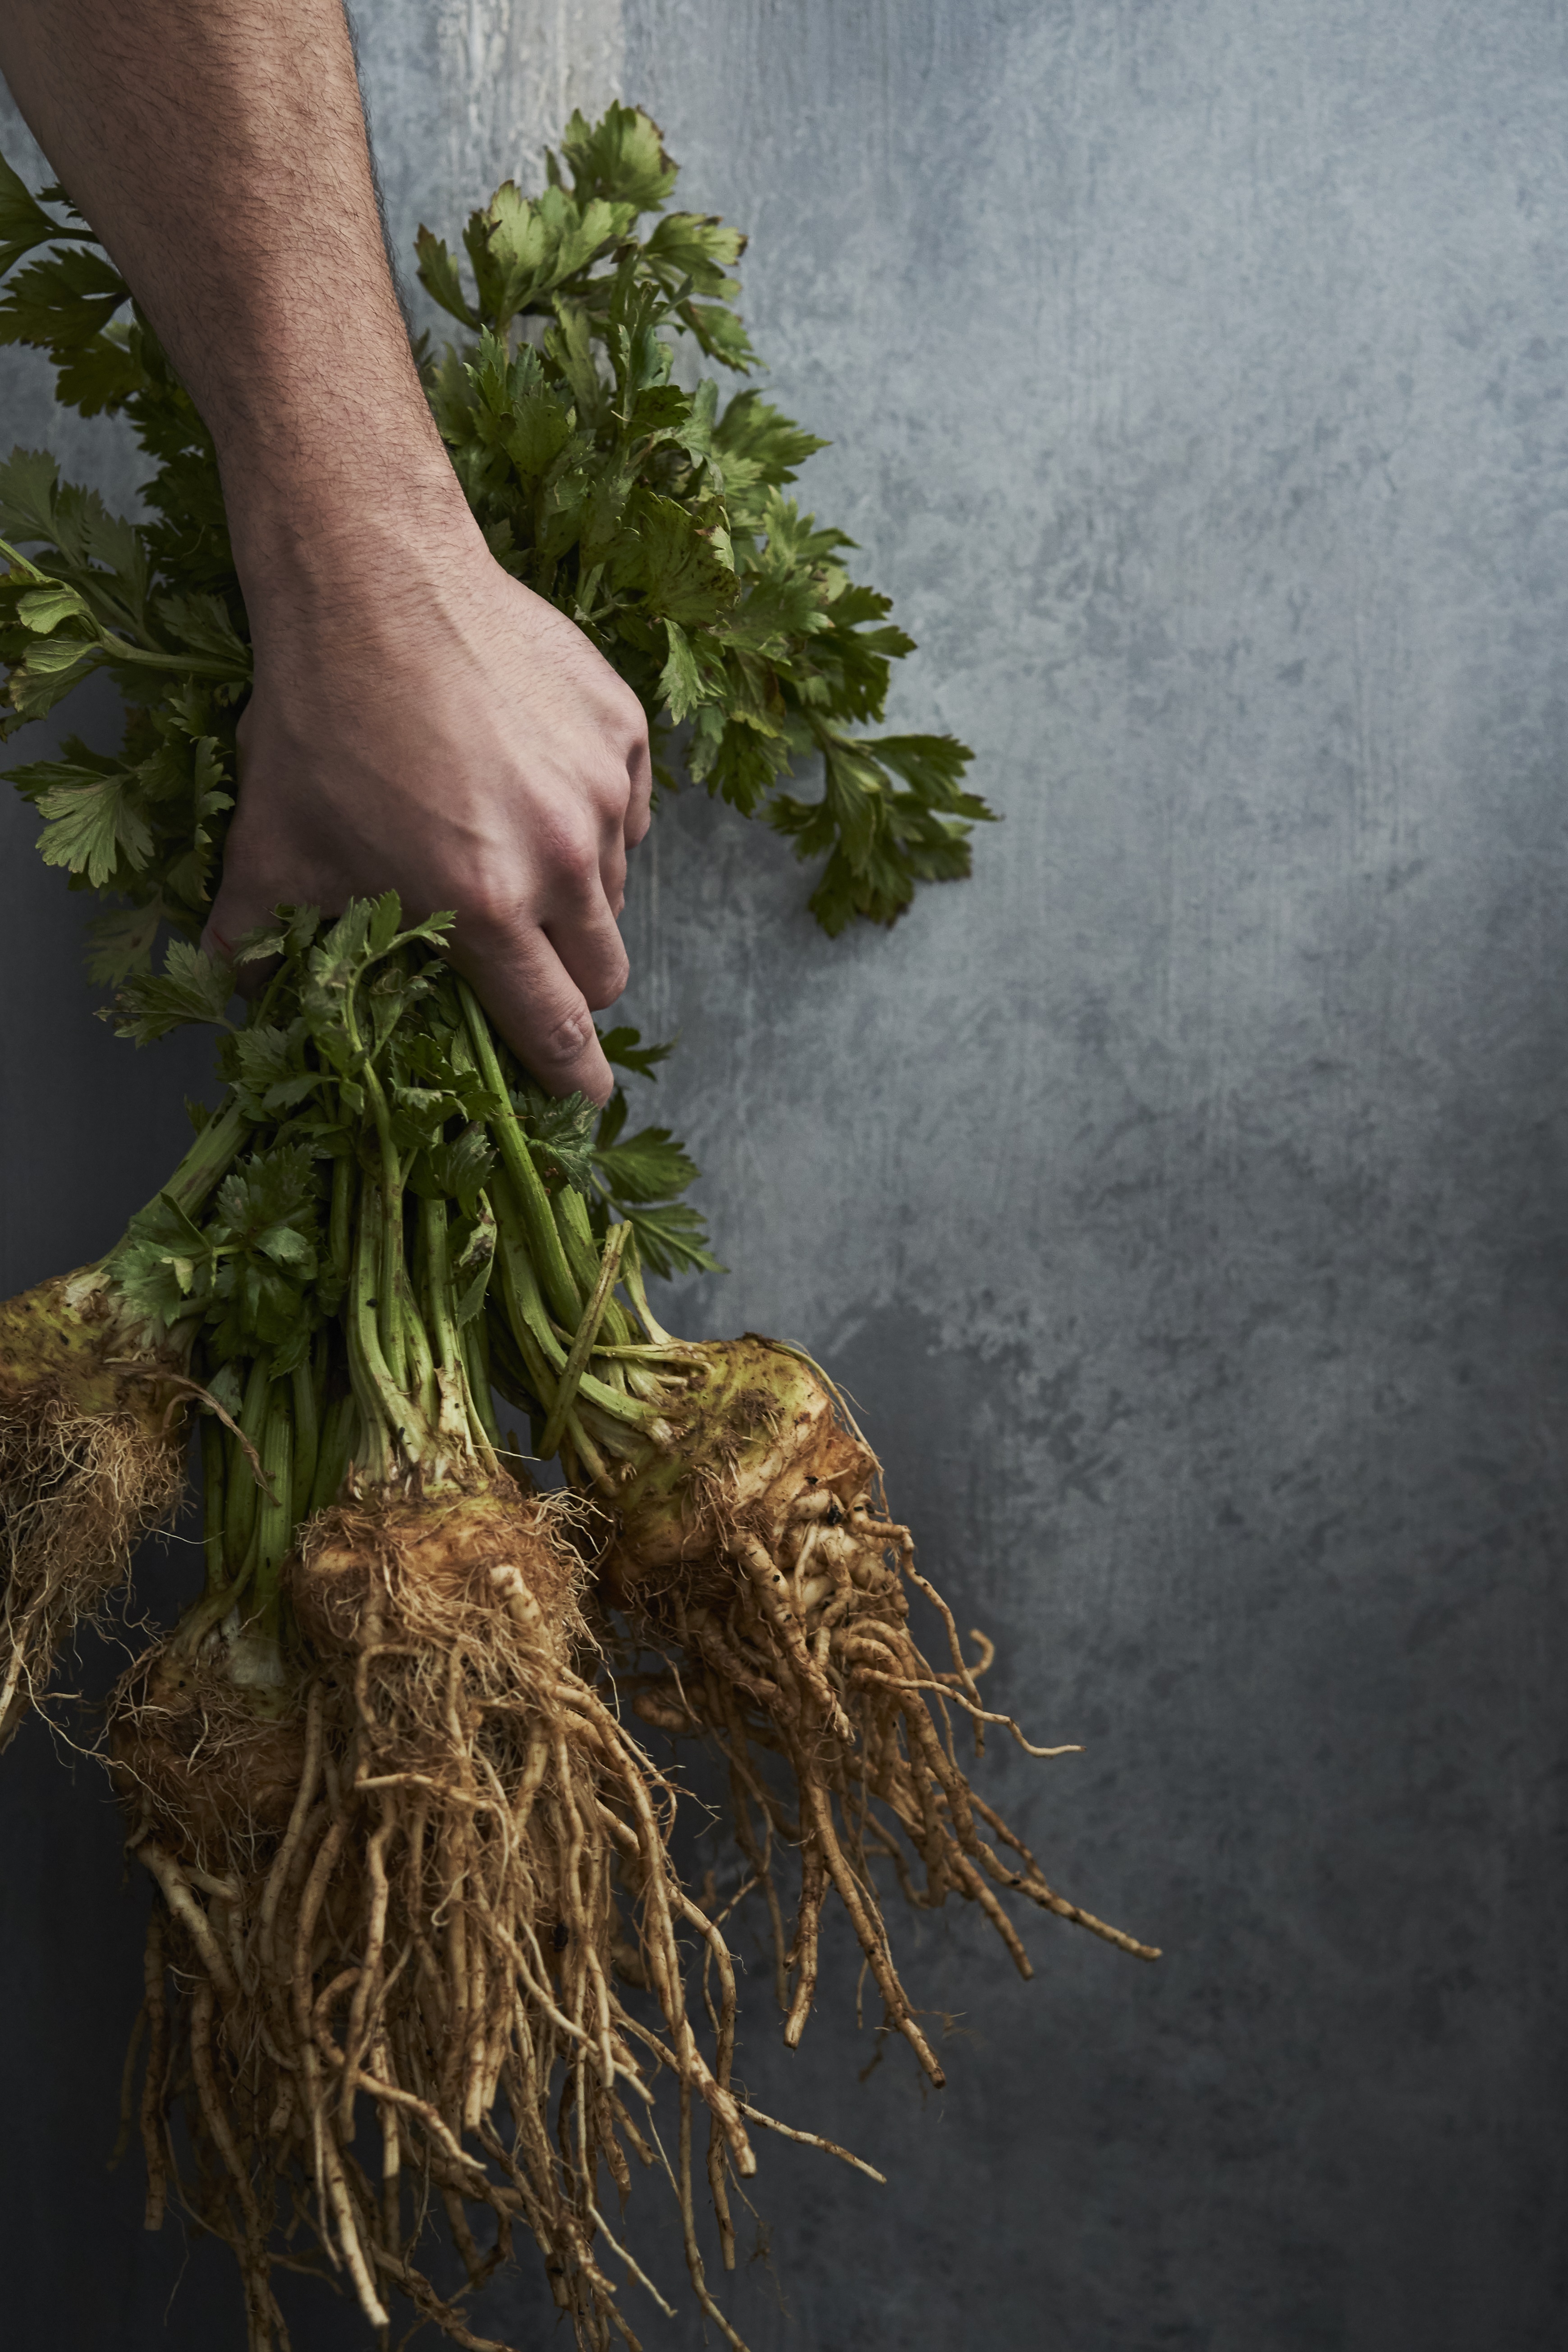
(96, 900, 896, 2351)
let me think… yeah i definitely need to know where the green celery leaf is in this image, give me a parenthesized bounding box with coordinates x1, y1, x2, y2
(517, 1089, 599, 1195)
(154, 589, 250, 671)
(593, 1125, 700, 1205)
(0, 245, 128, 349)
(712, 389, 828, 482)
(110, 937, 234, 1041)
(643, 211, 746, 299)
(613, 488, 738, 626)
(28, 754, 154, 886)
(414, 226, 481, 327)
(17, 581, 89, 633)
(557, 103, 678, 214)
(863, 731, 986, 811)
(658, 616, 707, 721)
(53, 330, 142, 417)
(0, 156, 78, 276)
(86, 899, 164, 983)
(678, 302, 757, 372)
(618, 1201, 722, 1281)
(596, 1025, 674, 1082)
(0, 445, 60, 541)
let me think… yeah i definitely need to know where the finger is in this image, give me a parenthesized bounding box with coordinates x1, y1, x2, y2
(599, 825, 628, 920)
(537, 854, 629, 1008)
(451, 930, 615, 1105)
(625, 728, 652, 846)
(546, 894, 629, 1012)
(201, 892, 271, 965)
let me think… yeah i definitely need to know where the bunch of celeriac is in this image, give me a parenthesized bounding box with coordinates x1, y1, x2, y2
(0, 103, 1150, 2352)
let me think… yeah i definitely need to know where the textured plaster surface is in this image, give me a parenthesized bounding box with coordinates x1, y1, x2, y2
(3, 3, 1567, 2346)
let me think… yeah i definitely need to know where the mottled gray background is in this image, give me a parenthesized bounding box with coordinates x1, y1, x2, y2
(3, 2, 1567, 2346)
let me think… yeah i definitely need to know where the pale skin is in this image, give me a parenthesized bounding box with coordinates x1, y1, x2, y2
(0, 0, 649, 1103)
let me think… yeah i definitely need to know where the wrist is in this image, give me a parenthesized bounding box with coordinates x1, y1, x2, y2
(208, 303, 478, 626)
(230, 466, 488, 648)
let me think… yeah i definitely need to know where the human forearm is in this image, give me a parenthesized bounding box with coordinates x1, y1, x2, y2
(0, 0, 471, 597)
(0, 3, 651, 1104)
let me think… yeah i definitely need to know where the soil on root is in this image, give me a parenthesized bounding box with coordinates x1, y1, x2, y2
(110, 1636, 307, 1866)
(119, 1482, 763, 2352)
(0, 1270, 188, 1750)
(106, 1628, 313, 2352)
(604, 1337, 1160, 2087)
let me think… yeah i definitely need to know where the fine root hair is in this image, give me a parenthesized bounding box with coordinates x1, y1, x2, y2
(0, 1395, 183, 1750)
(609, 1349, 1160, 2089)
(118, 1481, 764, 2352)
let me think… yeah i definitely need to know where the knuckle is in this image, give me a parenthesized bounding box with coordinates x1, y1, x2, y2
(610, 675, 646, 731)
(536, 1002, 597, 1068)
(456, 876, 523, 938)
(585, 953, 629, 1010)
(582, 761, 630, 825)
(536, 827, 603, 896)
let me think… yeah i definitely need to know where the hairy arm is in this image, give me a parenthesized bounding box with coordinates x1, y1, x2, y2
(0, 0, 648, 1101)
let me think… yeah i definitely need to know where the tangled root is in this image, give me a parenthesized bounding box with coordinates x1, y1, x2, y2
(112, 1635, 307, 1863)
(115, 1481, 769, 2352)
(605, 1338, 1160, 2087)
(0, 1270, 188, 1751)
(108, 1628, 311, 2350)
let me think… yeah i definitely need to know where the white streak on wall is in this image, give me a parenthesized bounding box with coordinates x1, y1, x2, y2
(435, 0, 625, 203)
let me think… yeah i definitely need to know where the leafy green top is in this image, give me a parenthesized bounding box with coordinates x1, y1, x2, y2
(108, 893, 719, 1368)
(0, 105, 989, 975)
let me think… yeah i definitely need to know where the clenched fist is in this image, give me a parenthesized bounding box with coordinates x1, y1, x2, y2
(206, 527, 651, 1105)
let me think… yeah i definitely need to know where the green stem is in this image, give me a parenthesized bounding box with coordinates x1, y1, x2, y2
(102, 635, 245, 680)
(621, 1240, 676, 1348)
(345, 1172, 405, 1486)
(336, 954, 407, 1392)
(222, 1356, 271, 1565)
(538, 1224, 630, 1458)
(406, 1199, 440, 1431)
(421, 1192, 463, 1382)
(487, 1178, 656, 1432)
(248, 1382, 295, 1634)
(122, 1094, 248, 1236)
(458, 981, 584, 1326)
(420, 1191, 496, 1475)
(290, 1353, 319, 1527)
(487, 1267, 557, 1415)
(563, 1405, 612, 1488)
(462, 1311, 505, 1459)
(329, 1155, 354, 1291)
(489, 1172, 566, 1370)
(309, 1391, 358, 1515)
(554, 1185, 633, 1348)
(359, 1059, 408, 1391)
(180, 1353, 277, 1653)
(200, 1412, 227, 1600)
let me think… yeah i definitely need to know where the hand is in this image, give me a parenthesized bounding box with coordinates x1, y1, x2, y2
(203, 533, 651, 1105)
(1, 0, 649, 1100)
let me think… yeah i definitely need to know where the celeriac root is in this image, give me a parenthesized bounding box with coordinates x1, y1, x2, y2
(603, 1338, 1160, 2087)
(1, 1268, 187, 1749)
(115, 1481, 760, 2352)
(109, 1625, 311, 2348)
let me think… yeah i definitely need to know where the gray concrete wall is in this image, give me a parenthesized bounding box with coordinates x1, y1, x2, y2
(3, 3, 1567, 2345)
